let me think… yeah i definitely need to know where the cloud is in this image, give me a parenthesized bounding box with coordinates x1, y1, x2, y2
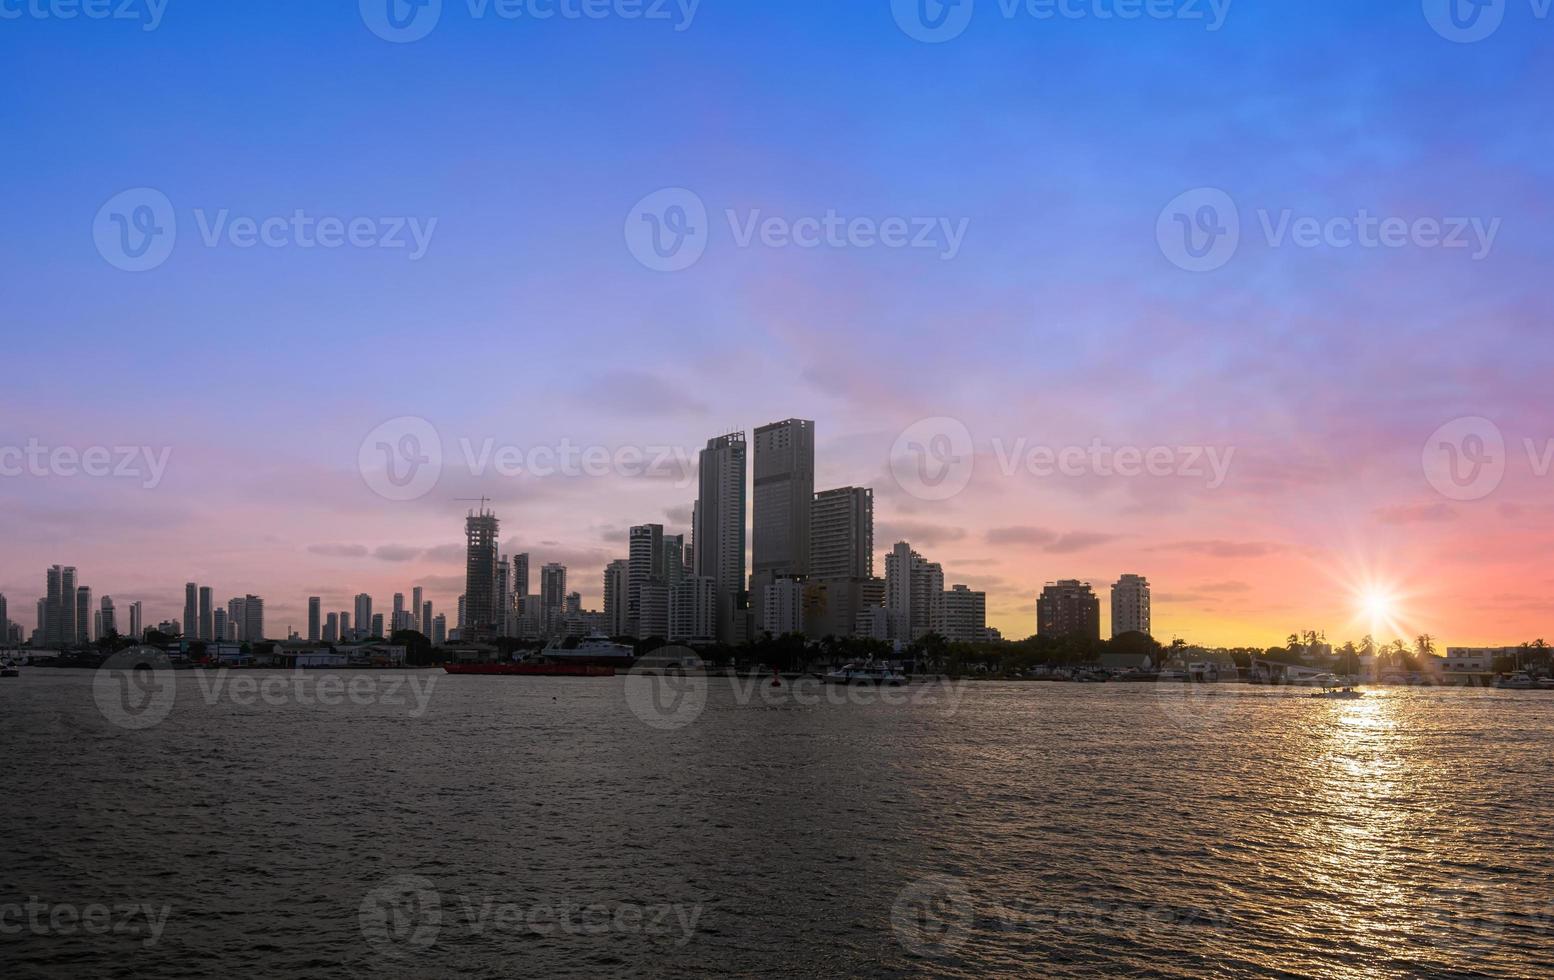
(308, 543, 369, 558)
(1149, 539, 1287, 559)
(664, 504, 694, 524)
(373, 544, 423, 563)
(586, 370, 710, 418)
(1374, 502, 1458, 525)
(983, 526, 1119, 553)
(877, 521, 968, 547)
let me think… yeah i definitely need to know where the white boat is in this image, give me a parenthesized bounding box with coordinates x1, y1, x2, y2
(629, 649, 710, 675)
(823, 662, 907, 685)
(1496, 672, 1536, 690)
(1310, 687, 1363, 700)
(0, 663, 18, 678)
(544, 633, 637, 669)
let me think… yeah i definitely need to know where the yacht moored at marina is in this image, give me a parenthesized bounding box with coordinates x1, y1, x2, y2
(1496, 672, 1536, 690)
(544, 634, 638, 670)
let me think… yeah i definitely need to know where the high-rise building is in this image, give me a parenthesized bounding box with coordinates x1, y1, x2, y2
(184, 582, 198, 644)
(432, 614, 447, 646)
(0, 593, 8, 643)
(242, 595, 264, 642)
(308, 597, 322, 643)
(1038, 581, 1101, 641)
(811, 487, 873, 579)
(214, 607, 228, 642)
(628, 524, 665, 636)
(751, 419, 815, 630)
(464, 506, 501, 641)
(129, 600, 143, 640)
(100, 595, 117, 637)
(422, 601, 433, 637)
(540, 563, 567, 637)
(694, 431, 747, 643)
(935, 585, 987, 643)
(324, 612, 339, 643)
(36, 597, 48, 645)
(636, 581, 670, 640)
(762, 578, 806, 637)
(1111, 574, 1151, 638)
(669, 575, 718, 643)
(372, 613, 385, 639)
(76, 586, 92, 644)
(412, 586, 424, 633)
(198, 586, 214, 642)
(603, 560, 630, 637)
(663, 533, 688, 587)
(47, 566, 78, 647)
(340, 612, 351, 638)
(885, 542, 943, 642)
(393, 593, 405, 631)
(513, 554, 530, 604)
(355, 594, 373, 638)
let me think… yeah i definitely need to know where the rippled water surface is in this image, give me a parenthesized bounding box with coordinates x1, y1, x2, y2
(4, 670, 1553, 978)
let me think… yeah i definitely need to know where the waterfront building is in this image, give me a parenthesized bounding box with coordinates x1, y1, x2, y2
(412, 586, 424, 633)
(129, 601, 143, 640)
(214, 608, 227, 642)
(354, 594, 373, 638)
(935, 585, 987, 643)
(762, 577, 806, 636)
(628, 524, 665, 636)
(694, 431, 747, 643)
(1111, 574, 1151, 637)
(540, 563, 567, 638)
(422, 601, 432, 637)
(603, 560, 629, 636)
(810, 487, 873, 580)
(752, 419, 814, 632)
(513, 554, 530, 605)
(432, 613, 447, 646)
(76, 586, 92, 644)
(464, 506, 501, 641)
(669, 575, 717, 643)
(198, 586, 214, 642)
(1038, 580, 1101, 641)
(372, 613, 385, 639)
(324, 613, 339, 643)
(885, 542, 943, 642)
(637, 581, 670, 639)
(308, 597, 322, 643)
(183, 581, 197, 646)
(100, 595, 117, 637)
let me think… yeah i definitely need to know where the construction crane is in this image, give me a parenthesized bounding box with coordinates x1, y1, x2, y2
(454, 496, 493, 514)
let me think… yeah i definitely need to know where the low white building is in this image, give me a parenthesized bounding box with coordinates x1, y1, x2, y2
(1444, 647, 1514, 672)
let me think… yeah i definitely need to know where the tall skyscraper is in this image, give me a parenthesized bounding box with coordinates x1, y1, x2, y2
(129, 601, 143, 640)
(810, 486, 874, 579)
(184, 582, 198, 643)
(432, 614, 447, 646)
(540, 563, 567, 637)
(513, 554, 530, 607)
(214, 607, 228, 642)
(340, 611, 351, 637)
(0, 593, 8, 642)
(57, 566, 78, 646)
(228, 597, 245, 639)
(242, 595, 264, 643)
(628, 524, 665, 636)
(372, 613, 385, 639)
(694, 431, 747, 642)
(198, 586, 214, 642)
(412, 586, 424, 632)
(422, 601, 433, 637)
(1111, 575, 1152, 638)
(603, 560, 629, 637)
(354, 594, 373, 639)
(669, 575, 717, 643)
(885, 542, 943, 642)
(308, 597, 322, 642)
(393, 592, 406, 632)
(100, 595, 117, 637)
(76, 585, 92, 644)
(324, 612, 339, 643)
(1038, 581, 1101, 641)
(751, 419, 815, 630)
(464, 506, 500, 641)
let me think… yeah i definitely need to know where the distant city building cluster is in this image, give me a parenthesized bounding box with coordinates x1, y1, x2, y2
(3, 422, 1153, 653)
(453, 419, 997, 648)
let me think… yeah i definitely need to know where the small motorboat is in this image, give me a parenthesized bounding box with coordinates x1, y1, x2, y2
(823, 662, 907, 686)
(1, 661, 19, 678)
(1496, 672, 1536, 690)
(1311, 681, 1362, 700)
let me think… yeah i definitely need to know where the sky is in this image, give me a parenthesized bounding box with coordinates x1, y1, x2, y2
(3, 0, 1553, 647)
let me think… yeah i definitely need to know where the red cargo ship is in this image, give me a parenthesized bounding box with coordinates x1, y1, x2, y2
(442, 662, 615, 677)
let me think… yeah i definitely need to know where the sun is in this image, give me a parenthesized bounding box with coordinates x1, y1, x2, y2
(1361, 592, 1394, 622)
